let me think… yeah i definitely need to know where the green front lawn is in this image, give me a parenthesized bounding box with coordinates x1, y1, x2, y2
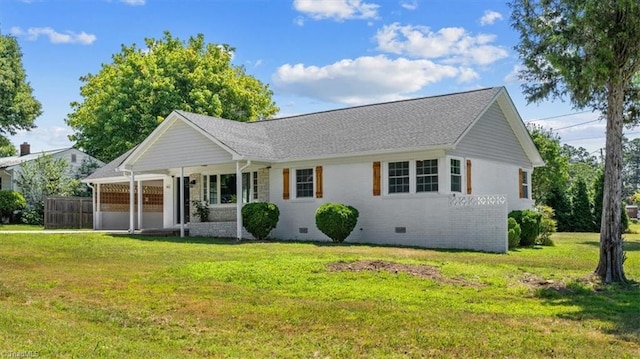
(0, 232, 638, 358)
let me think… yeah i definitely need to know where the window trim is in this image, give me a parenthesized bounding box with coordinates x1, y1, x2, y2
(387, 161, 411, 194)
(383, 159, 440, 195)
(294, 167, 315, 199)
(448, 156, 464, 194)
(519, 168, 530, 199)
(201, 171, 258, 206)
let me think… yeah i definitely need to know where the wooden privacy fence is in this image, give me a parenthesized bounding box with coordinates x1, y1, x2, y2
(45, 197, 93, 229)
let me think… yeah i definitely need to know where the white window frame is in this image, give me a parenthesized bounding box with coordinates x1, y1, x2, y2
(447, 156, 464, 194)
(201, 172, 257, 206)
(294, 168, 315, 199)
(384, 159, 440, 195)
(387, 161, 411, 194)
(521, 170, 530, 199)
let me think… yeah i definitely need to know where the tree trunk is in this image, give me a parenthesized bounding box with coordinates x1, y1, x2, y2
(595, 80, 627, 284)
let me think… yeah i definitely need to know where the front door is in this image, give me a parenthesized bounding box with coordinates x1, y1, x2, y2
(175, 177, 190, 224)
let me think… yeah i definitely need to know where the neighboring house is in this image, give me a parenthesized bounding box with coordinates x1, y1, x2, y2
(0, 142, 105, 193)
(84, 87, 544, 252)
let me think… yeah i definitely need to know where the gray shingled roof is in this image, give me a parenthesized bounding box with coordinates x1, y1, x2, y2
(88, 87, 505, 180)
(0, 148, 68, 168)
(84, 147, 136, 181)
(178, 87, 502, 161)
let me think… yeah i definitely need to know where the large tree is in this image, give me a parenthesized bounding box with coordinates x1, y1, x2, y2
(528, 124, 569, 204)
(0, 135, 17, 157)
(510, 0, 640, 283)
(0, 32, 41, 136)
(66, 31, 279, 162)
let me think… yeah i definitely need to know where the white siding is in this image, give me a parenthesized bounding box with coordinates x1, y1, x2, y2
(453, 102, 531, 166)
(132, 120, 233, 171)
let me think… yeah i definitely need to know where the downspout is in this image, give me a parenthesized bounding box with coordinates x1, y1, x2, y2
(87, 182, 95, 229)
(236, 160, 251, 240)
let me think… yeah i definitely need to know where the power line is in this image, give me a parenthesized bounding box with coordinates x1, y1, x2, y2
(553, 119, 602, 131)
(524, 110, 594, 124)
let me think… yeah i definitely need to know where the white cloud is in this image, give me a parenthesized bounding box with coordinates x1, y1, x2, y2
(479, 10, 503, 26)
(120, 0, 145, 5)
(273, 55, 460, 105)
(10, 26, 96, 45)
(400, 0, 418, 10)
(457, 67, 480, 83)
(13, 126, 74, 152)
(294, 16, 305, 26)
(293, 0, 380, 21)
(374, 23, 508, 65)
(504, 64, 525, 83)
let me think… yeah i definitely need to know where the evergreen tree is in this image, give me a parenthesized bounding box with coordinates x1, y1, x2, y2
(544, 184, 572, 232)
(571, 179, 596, 232)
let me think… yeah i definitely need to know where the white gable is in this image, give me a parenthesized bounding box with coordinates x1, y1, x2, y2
(128, 119, 233, 171)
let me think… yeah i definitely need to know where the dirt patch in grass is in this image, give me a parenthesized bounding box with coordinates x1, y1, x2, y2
(327, 260, 481, 287)
(520, 272, 568, 292)
(521, 273, 606, 294)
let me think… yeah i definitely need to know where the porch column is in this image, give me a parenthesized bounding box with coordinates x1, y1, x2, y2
(236, 161, 242, 240)
(137, 180, 143, 229)
(180, 167, 185, 238)
(129, 171, 135, 234)
(96, 183, 101, 229)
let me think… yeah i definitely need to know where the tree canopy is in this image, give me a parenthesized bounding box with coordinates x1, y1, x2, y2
(0, 32, 41, 136)
(510, 0, 640, 283)
(0, 135, 17, 157)
(66, 31, 279, 162)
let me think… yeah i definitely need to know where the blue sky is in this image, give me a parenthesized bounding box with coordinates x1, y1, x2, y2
(2, 0, 636, 158)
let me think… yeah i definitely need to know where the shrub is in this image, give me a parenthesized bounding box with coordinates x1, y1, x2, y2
(0, 190, 26, 223)
(536, 205, 556, 246)
(192, 200, 210, 222)
(315, 203, 359, 243)
(508, 209, 541, 246)
(508, 217, 521, 249)
(241, 202, 279, 240)
(22, 203, 44, 226)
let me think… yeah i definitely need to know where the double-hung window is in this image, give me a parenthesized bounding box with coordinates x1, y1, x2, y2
(388, 161, 410, 193)
(450, 158, 462, 193)
(520, 169, 529, 199)
(416, 159, 438, 192)
(296, 168, 314, 198)
(386, 160, 438, 194)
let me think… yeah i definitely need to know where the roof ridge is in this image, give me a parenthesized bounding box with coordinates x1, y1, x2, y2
(254, 86, 501, 123)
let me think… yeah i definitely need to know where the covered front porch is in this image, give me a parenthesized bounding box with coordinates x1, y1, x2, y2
(91, 162, 270, 239)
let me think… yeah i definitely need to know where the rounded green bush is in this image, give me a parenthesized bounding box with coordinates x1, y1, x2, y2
(241, 202, 279, 240)
(0, 190, 26, 221)
(509, 209, 541, 246)
(315, 202, 359, 243)
(508, 217, 521, 249)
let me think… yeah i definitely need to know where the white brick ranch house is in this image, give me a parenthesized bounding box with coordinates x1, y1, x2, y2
(84, 87, 543, 253)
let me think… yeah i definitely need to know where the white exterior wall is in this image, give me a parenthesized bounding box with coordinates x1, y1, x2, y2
(469, 157, 534, 211)
(268, 151, 518, 252)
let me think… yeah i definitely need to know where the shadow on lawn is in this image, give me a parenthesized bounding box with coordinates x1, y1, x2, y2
(106, 233, 489, 254)
(580, 240, 640, 252)
(537, 279, 640, 342)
